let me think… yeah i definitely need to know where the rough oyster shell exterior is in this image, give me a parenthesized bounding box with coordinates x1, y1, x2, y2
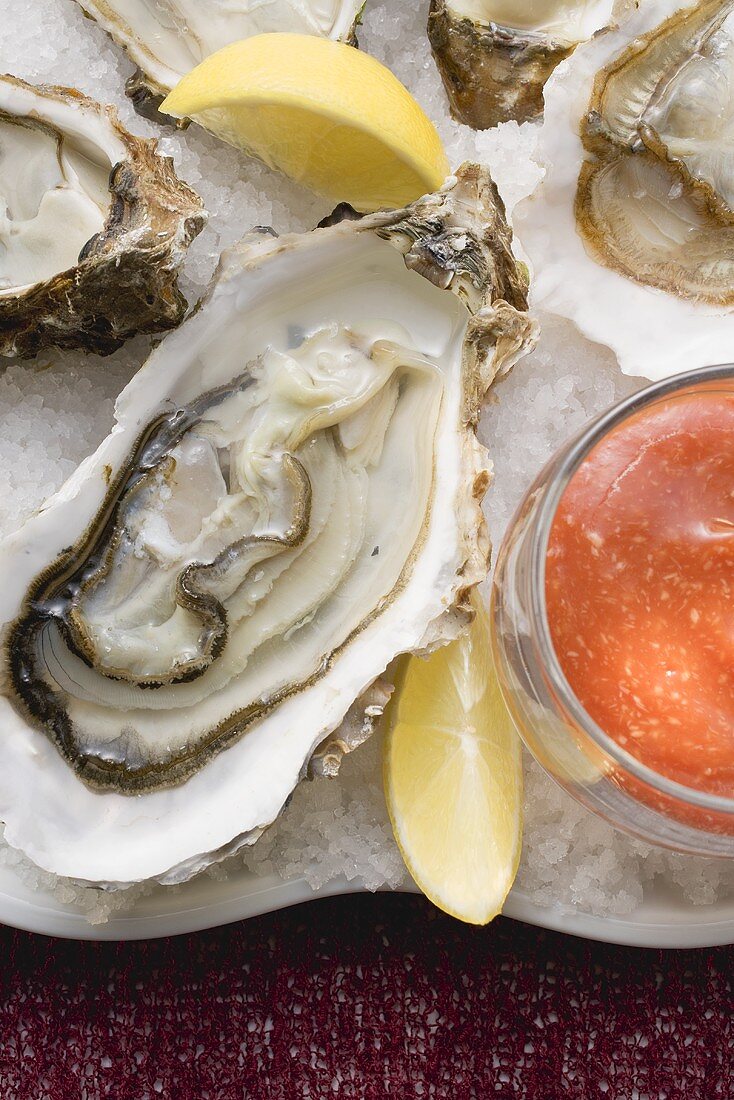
(428, 0, 620, 129)
(0, 76, 205, 359)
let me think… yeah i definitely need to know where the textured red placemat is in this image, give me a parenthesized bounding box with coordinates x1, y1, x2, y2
(0, 893, 731, 1099)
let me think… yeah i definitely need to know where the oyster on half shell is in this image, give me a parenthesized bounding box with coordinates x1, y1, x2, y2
(0, 75, 205, 359)
(74, 0, 367, 121)
(428, 0, 618, 128)
(0, 164, 537, 886)
(515, 0, 734, 378)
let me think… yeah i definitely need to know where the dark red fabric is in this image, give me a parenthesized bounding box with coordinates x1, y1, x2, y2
(0, 894, 731, 1100)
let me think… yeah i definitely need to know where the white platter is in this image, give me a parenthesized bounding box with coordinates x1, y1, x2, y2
(2, 0, 733, 956)
(1, 859, 733, 948)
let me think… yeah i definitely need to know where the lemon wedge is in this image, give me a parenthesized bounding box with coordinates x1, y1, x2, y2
(384, 593, 523, 925)
(160, 33, 449, 212)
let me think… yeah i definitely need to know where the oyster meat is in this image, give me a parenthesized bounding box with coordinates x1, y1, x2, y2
(75, 0, 367, 121)
(0, 75, 205, 359)
(428, 0, 618, 128)
(515, 0, 734, 379)
(0, 164, 536, 886)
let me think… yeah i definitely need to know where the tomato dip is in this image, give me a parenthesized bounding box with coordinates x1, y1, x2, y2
(545, 385, 734, 797)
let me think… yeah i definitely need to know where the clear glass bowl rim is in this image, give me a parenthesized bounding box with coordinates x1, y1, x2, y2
(528, 361, 734, 816)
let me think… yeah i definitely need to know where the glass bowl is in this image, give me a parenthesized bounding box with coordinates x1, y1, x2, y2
(491, 364, 734, 857)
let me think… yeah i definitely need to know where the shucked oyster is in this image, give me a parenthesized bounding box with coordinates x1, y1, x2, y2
(0, 75, 205, 359)
(428, 0, 618, 128)
(74, 0, 367, 121)
(0, 164, 536, 885)
(515, 0, 734, 378)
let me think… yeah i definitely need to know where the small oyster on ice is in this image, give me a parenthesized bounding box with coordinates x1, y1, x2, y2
(515, 0, 734, 378)
(0, 75, 205, 359)
(74, 0, 367, 121)
(0, 164, 536, 886)
(428, 0, 618, 128)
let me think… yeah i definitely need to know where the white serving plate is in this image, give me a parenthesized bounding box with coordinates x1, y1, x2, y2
(1, 859, 733, 947)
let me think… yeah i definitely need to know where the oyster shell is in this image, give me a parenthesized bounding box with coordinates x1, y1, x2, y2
(515, 0, 734, 379)
(428, 0, 618, 128)
(0, 164, 536, 886)
(0, 75, 205, 359)
(74, 0, 367, 122)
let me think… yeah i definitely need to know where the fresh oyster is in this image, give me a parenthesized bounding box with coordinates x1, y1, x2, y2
(0, 164, 536, 886)
(515, 0, 734, 379)
(428, 0, 618, 128)
(74, 0, 367, 121)
(0, 75, 205, 359)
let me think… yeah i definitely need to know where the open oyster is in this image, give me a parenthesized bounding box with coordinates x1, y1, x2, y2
(74, 0, 367, 121)
(0, 75, 205, 359)
(428, 0, 618, 128)
(0, 164, 536, 885)
(514, 0, 734, 378)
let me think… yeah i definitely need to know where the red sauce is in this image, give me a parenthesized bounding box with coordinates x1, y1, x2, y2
(546, 386, 734, 797)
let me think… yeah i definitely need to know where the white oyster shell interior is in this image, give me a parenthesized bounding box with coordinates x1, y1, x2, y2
(0, 179, 527, 884)
(515, 0, 734, 379)
(76, 0, 364, 97)
(450, 0, 614, 42)
(0, 79, 124, 294)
